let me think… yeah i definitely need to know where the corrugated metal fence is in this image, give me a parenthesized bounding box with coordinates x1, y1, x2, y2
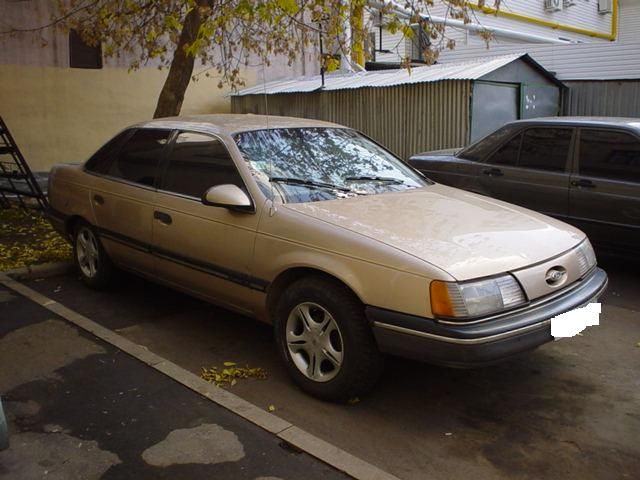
(231, 80, 471, 159)
(563, 80, 640, 117)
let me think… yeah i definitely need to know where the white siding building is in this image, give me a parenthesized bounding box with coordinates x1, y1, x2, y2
(370, 0, 631, 65)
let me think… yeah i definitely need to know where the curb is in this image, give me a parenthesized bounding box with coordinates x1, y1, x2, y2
(0, 273, 401, 480)
(4, 261, 74, 280)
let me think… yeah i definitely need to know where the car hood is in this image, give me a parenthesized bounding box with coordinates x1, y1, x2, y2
(284, 184, 585, 281)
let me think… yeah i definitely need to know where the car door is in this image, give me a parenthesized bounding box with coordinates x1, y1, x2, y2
(152, 130, 262, 314)
(569, 128, 640, 255)
(478, 126, 574, 219)
(90, 128, 171, 275)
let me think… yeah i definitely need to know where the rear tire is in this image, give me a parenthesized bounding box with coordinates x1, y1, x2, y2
(73, 221, 114, 290)
(274, 276, 383, 402)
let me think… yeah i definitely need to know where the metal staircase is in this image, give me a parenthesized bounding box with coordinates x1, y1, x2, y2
(0, 116, 48, 210)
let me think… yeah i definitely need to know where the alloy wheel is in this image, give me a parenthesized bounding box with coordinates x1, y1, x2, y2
(285, 302, 344, 382)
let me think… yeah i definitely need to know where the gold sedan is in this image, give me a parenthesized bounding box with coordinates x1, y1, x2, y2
(47, 115, 608, 401)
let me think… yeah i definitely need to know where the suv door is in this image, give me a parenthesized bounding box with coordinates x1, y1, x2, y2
(479, 127, 574, 219)
(570, 128, 640, 255)
(90, 128, 171, 275)
(153, 131, 262, 314)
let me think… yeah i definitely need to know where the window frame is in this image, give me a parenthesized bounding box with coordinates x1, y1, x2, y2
(458, 124, 522, 164)
(83, 128, 134, 175)
(516, 126, 575, 174)
(84, 127, 174, 191)
(69, 29, 103, 69)
(574, 127, 640, 184)
(482, 125, 575, 174)
(483, 130, 523, 168)
(157, 129, 254, 206)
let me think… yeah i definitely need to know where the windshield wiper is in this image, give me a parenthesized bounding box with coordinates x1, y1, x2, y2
(269, 177, 352, 192)
(344, 176, 405, 185)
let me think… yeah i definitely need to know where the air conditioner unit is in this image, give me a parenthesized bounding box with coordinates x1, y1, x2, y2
(598, 0, 613, 14)
(544, 0, 563, 12)
(563, 0, 576, 6)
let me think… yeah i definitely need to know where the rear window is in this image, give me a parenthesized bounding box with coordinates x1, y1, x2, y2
(458, 125, 520, 162)
(84, 130, 131, 174)
(105, 129, 171, 187)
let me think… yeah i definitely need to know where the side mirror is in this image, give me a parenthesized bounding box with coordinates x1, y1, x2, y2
(202, 184, 254, 212)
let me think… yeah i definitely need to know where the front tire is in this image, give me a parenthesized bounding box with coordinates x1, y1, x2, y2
(274, 276, 383, 402)
(73, 221, 114, 289)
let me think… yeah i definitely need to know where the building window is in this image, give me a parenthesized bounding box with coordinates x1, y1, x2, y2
(69, 29, 102, 69)
(409, 25, 430, 63)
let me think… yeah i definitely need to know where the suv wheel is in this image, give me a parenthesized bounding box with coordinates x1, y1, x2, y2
(274, 276, 383, 402)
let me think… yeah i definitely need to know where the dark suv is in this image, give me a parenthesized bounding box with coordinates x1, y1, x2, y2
(409, 117, 640, 259)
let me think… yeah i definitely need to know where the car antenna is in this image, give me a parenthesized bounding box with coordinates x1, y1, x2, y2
(261, 60, 277, 216)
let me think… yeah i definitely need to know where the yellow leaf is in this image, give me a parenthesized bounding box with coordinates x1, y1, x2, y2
(268, 405, 276, 412)
(223, 361, 237, 367)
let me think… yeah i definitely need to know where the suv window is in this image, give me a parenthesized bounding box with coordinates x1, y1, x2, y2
(85, 130, 131, 174)
(106, 129, 170, 187)
(519, 128, 572, 172)
(579, 129, 640, 183)
(161, 132, 244, 198)
(486, 133, 521, 166)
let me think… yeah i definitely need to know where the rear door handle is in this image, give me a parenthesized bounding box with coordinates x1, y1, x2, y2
(482, 167, 504, 177)
(571, 179, 596, 189)
(153, 211, 172, 225)
(93, 194, 104, 205)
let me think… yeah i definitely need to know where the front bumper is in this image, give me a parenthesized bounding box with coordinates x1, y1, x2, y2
(367, 267, 608, 367)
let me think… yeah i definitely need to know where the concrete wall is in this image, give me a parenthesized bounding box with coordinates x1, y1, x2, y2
(0, 0, 318, 171)
(0, 66, 254, 171)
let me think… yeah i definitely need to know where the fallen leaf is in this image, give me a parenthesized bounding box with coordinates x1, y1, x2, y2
(268, 404, 276, 412)
(200, 363, 267, 387)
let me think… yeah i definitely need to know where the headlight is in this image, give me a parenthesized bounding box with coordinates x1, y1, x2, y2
(575, 239, 597, 277)
(430, 275, 527, 319)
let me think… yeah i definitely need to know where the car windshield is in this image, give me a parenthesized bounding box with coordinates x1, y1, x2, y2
(234, 127, 429, 203)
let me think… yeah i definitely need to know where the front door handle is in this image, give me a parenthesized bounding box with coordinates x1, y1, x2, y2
(153, 211, 172, 225)
(93, 194, 104, 205)
(482, 167, 504, 177)
(571, 179, 596, 189)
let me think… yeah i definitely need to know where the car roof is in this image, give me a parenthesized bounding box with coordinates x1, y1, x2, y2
(131, 114, 344, 135)
(508, 116, 640, 131)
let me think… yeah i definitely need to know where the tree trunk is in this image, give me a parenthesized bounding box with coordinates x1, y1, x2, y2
(153, 6, 202, 118)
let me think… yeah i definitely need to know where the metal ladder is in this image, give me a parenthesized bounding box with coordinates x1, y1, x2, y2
(0, 116, 48, 210)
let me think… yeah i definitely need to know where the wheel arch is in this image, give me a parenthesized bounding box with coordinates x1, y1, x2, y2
(266, 267, 364, 322)
(65, 215, 89, 239)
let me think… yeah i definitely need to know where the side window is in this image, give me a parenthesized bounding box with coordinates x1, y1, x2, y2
(458, 125, 520, 162)
(486, 133, 521, 166)
(579, 129, 640, 183)
(519, 128, 572, 172)
(106, 129, 170, 187)
(84, 130, 131, 174)
(161, 132, 244, 198)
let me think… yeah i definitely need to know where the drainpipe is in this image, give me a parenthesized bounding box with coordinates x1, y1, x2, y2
(368, 0, 573, 45)
(340, 0, 354, 71)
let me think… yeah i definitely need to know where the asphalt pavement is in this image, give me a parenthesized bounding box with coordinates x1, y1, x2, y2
(0, 283, 349, 480)
(1, 255, 639, 480)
